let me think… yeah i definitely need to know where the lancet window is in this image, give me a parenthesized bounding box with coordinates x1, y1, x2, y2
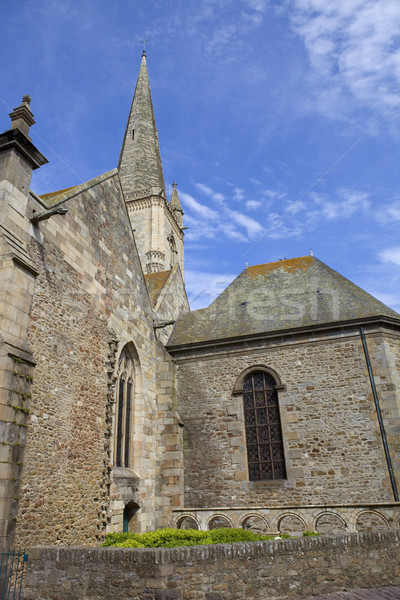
(115, 345, 136, 468)
(242, 370, 286, 481)
(168, 233, 177, 269)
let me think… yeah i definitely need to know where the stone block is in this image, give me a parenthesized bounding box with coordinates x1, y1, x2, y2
(154, 589, 182, 600)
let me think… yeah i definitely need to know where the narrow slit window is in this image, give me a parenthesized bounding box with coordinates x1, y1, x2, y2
(243, 371, 286, 481)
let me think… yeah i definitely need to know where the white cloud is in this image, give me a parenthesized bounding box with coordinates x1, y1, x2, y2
(310, 189, 370, 220)
(180, 193, 219, 220)
(219, 223, 248, 242)
(233, 187, 245, 201)
(376, 200, 400, 224)
(195, 183, 214, 196)
(284, 200, 307, 215)
(379, 246, 400, 265)
(262, 189, 287, 200)
(339, 190, 370, 217)
(245, 0, 269, 13)
(186, 183, 267, 242)
(290, 0, 400, 112)
(246, 200, 263, 209)
(227, 209, 265, 238)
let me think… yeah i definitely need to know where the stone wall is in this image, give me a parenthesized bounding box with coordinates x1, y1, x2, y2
(23, 530, 400, 600)
(366, 331, 400, 487)
(172, 326, 397, 508)
(13, 172, 183, 547)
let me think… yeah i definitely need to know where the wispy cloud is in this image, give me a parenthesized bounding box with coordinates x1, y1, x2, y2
(379, 246, 400, 265)
(289, 0, 400, 114)
(310, 190, 370, 220)
(183, 183, 266, 243)
(228, 209, 265, 237)
(233, 187, 245, 201)
(245, 0, 269, 12)
(376, 200, 400, 224)
(246, 200, 263, 209)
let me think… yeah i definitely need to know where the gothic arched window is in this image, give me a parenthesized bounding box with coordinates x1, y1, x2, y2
(242, 371, 286, 481)
(115, 345, 136, 468)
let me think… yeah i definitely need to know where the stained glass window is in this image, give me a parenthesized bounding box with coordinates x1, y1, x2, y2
(242, 371, 286, 481)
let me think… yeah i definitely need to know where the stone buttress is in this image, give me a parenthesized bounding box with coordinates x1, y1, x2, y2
(0, 97, 47, 549)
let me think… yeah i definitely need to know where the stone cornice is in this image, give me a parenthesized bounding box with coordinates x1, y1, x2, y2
(0, 128, 48, 170)
(167, 315, 400, 355)
(126, 194, 183, 238)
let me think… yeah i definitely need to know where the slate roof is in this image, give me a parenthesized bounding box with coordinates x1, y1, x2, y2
(38, 170, 118, 208)
(118, 52, 166, 197)
(144, 269, 172, 308)
(168, 256, 400, 347)
(40, 185, 79, 204)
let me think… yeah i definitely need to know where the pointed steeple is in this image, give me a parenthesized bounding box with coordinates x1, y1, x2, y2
(170, 181, 184, 228)
(119, 54, 185, 278)
(118, 52, 166, 199)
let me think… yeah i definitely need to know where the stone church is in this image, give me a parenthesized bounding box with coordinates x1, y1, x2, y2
(0, 53, 399, 550)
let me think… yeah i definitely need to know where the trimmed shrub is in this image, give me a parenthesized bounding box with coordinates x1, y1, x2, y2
(102, 527, 280, 549)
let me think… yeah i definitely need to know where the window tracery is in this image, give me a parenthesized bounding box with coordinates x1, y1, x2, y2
(115, 345, 136, 468)
(242, 370, 286, 481)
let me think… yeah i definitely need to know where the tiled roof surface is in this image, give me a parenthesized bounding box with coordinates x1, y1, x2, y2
(168, 256, 400, 347)
(144, 270, 172, 308)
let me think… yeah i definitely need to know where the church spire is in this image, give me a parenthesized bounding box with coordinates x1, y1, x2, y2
(118, 52, 166, 199)
(170, 181, 184, 228)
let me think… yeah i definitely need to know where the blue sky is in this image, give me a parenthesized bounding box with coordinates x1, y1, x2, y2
(1, 0, 400, 311)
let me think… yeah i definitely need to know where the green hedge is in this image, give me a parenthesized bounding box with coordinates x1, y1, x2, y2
(101, 527, 309, 549)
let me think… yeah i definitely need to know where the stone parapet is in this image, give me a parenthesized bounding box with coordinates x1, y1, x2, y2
(23, 530, 400, 600)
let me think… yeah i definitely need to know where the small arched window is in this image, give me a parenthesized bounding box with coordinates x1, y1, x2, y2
(168, 233, 177, 269)
(115, 345, 136, 468)
(243, 371, 286, 481)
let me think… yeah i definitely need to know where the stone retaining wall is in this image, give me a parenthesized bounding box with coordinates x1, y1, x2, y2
(23, 530, 400, 600)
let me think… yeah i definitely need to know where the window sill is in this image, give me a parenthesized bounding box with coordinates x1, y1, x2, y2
(112, 466, 141, 480)
(245, 479, 288, 490)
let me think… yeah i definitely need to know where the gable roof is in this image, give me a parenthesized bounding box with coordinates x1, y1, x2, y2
(168, 256, 400, 348)
(38, 169, 118, 207)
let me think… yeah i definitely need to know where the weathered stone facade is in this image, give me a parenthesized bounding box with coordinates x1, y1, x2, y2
(0, 77, 187, 548)
(0, 55, 399, 555)
(170, 326, 397, 508)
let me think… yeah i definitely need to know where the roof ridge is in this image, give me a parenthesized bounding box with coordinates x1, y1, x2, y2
(167, 256, 400, 347)
(39, 169, 118, 207)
